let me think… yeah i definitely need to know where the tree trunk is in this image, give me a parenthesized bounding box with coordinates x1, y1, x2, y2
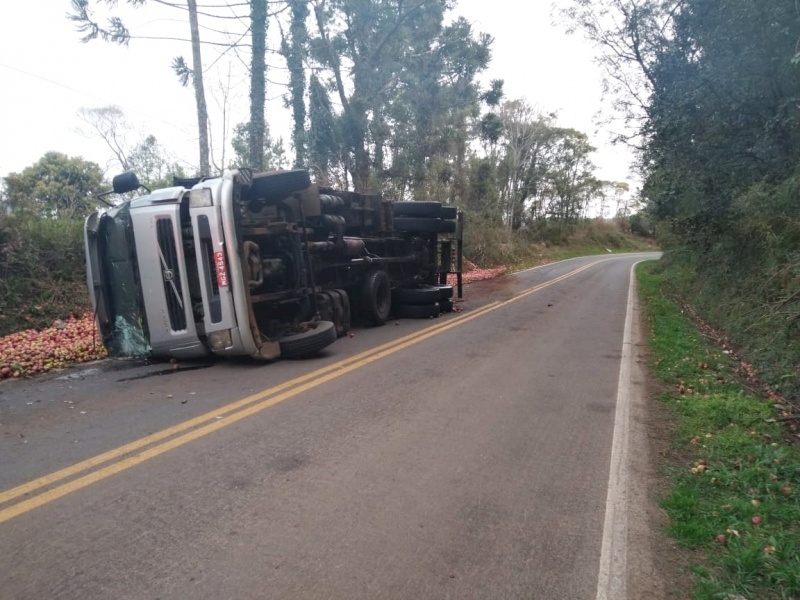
(187, 0, 210, 175)
(286, 0, 308, 168)
(313, 2, 370, 191)
(249, 0, 268, 172)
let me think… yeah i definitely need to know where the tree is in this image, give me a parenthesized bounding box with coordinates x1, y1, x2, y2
(4, 153, 105, 219)
(280, 0, 310, 168)
(308, 0, 491, 192)
(127, 135, 185, 189)
(540, 128, 599, 221)
(497, 100, 551, 229)
(77, 105, 184, 186)
(248, 0, 268, 172)
(607, 181, 631, 217)
(183, 0, 211, 174)
(70, 0, 211, 174)
(560, 0, 680, 143)
(229, 123, 288, 171)
(644, 1, 800, 221)
(386, 17, 493, 202)
(307, 74, 341, 184)
(76, 105, 134, 171)
(0, 180, 8, 215)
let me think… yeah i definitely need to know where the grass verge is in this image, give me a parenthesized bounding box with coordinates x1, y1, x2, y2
(638, 261, 800, 599)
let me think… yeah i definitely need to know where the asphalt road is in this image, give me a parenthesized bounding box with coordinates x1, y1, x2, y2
(0, 253, 661, 600)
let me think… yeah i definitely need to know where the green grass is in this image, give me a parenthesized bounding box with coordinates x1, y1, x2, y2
(638, 261, 800, 599)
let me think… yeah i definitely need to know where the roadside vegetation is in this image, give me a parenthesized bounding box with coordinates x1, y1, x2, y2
(0, 213, 89, 336)
(639, 261, 800, 599)
(0, 208, 653, 380)
(564, 1, 800, 401)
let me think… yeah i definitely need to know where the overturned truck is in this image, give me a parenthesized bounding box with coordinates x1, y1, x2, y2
(84, 169, 463, 360)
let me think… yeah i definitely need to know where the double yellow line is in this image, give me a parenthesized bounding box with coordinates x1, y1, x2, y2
(0, 260, 603, 524)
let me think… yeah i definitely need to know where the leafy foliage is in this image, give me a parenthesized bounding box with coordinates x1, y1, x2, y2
(307, 0, 492, 194)
(566, 0, 800, 399)
(127, 135, 186, 189)
(465, 99, 613, 230)
(229, 122, 288, 171)
(0, 213, 90, 336)
(4, 152, 105, 219)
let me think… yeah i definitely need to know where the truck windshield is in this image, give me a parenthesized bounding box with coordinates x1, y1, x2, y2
(92, 204, 151, 356)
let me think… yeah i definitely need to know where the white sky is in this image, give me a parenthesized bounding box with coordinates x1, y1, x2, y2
(0, 0, 637, 189)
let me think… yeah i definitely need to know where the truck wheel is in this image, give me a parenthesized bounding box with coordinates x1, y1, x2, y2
(330, 289, 351, 336)
(439, 219, 457, 234)
(393, 302, 440, 319)
(392, 201, 441, 217)
(360, 270, 392, 325)
(316, 291, 334, 322)
(328, 291, 345, 337)
(440, 206, 458, 219)
(277, 321, 337, 358)
(393, 217, 442, 233)
(437, 285, 454, 300)
(245, 169, 312, 203)
(392, 284, 441, 304)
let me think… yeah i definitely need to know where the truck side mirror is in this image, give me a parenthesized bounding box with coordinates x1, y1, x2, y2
(113, 172, 142, 194)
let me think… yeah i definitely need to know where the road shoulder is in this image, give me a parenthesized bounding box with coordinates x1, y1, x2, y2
(625, 275, 693, 600)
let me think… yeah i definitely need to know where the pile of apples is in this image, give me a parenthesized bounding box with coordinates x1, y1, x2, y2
(447, 259, 507, 285)
(0, 312, 107, 379)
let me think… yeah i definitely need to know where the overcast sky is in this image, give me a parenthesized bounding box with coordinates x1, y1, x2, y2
(0, 0, 637, 188)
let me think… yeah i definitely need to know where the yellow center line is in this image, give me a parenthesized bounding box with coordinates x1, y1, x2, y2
(0, 302, 502, 508)
(0, 260, 603, 523)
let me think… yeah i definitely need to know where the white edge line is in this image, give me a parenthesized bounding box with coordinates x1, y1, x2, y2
(595, 260, 646, 600)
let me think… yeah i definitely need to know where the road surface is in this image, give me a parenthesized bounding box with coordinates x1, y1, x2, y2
(0, 253, 663, 600)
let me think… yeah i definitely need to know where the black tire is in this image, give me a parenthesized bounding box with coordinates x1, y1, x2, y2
(439, 219, 457, 234)
(392, 201, 441, 217)
(245, 169, 312, 202)
(336, 290, 352, 333)
(394, 302, 440, 319)
(440, 206, 458, 219)
(329, 289, 351, 337)
(360, 270, 392, 325)
(393, 217, 442, 233)
(392, 284, 441, 304)
(437, 285, 454, 300)
(439, 298, 453, 313)
(316, 291, 334, 322)
(327, 290, 345, 337)
(277, 321, 337, 358)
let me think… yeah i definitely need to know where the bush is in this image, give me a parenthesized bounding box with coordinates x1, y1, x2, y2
(463, 211, 656, 268)
(657, 175, 800, 400)
(629, 212, 656, 237)
(462, 213, 521, 266)
(0, 214, 90, 337)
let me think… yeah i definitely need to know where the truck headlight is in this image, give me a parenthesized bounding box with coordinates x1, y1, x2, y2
(189, 188, 213, 208)
(207, 329, 232, 351)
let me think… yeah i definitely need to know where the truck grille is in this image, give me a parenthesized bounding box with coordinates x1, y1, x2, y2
(197, 215, 222, 323)
(156, 218, 187, 331)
